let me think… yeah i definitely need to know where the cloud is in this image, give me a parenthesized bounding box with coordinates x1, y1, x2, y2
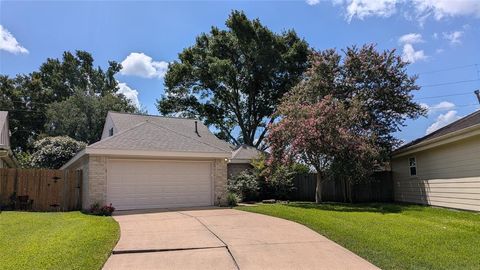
(308, 0, 480, 22)
(426, 110, 461, 134)
(442, 31, 464, 45)
(120, 52, 168, 79)
(399, 33, 424, 44)
(420, 101, 455, 114)
(0, 25, 28, 54)
(401, 43, 427, 63)
(117, 82, 140, 108)
(413, 0, 480, 20)
(306, 0, 321, 5)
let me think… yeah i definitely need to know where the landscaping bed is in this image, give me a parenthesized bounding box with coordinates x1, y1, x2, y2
(0, 211, 119, 270)
(237, 202, 480, 270)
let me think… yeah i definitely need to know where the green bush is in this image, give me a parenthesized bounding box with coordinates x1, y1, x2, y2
(227, 170, 259, 202)
(226, 192, 239, 207)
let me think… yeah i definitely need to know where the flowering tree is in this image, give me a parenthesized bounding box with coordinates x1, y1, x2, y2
(268, 96, 379, 202)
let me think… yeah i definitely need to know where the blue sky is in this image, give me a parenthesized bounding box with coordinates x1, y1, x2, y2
(1, 0, 479, 143)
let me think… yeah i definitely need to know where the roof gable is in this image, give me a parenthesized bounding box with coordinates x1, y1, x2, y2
(231, 144, 263, 160)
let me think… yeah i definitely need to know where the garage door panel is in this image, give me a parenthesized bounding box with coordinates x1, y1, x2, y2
(107, 160, 213, 210)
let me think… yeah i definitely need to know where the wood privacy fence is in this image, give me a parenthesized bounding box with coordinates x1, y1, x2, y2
(291, 171, 393, 203)
(0, 169, 82, 211)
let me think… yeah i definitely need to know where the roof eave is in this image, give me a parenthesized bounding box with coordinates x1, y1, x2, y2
(86, 148, 230, 159)
(392, 123, 480, 158)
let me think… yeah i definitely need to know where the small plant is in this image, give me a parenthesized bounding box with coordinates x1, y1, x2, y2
(226, 192, 239, 207)
(87, 202, 115, 216)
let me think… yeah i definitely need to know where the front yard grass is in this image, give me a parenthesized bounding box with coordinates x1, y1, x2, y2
(0, 211, 119, 270)
(237, 202, 480, 270)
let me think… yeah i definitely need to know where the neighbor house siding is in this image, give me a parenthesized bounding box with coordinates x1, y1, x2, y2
(100, 114, 116, 140)
(392, 134, 480, 211)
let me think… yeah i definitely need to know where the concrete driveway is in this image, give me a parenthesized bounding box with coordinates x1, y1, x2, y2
(103, 208, 378, 270)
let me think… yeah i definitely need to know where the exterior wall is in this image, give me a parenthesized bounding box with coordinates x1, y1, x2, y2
(87, 156, 108, 207)
(0, 159, 3, 168)
(227, 163, 253, 179)
(0, 116, 10, 148)
(65, 155, 90, 209)
(213, 159, 228, 206)
(392, 134, 480, 211)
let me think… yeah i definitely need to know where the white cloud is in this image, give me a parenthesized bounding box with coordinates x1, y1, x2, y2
(413, 0, 480, 20)
(401, 43, 427, 63)
(120, 52, 168, 79)
(306, 0, 321, 5)
(343, 0, 399, 21)
(309, 0, 480, 22)
(399, 33, 424, 44)
(0, 25, 28, 54)
(117, 82, 140, 108)
(426, 110, 461, 134)
(420, 101, 455, 114)
(442, 31, 464, 45)
(435, 48, 444, 54)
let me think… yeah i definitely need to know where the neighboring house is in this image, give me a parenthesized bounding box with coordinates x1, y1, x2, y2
(228, 144, 263, 179)
(0, 111, 17, 168)
(62, 112, 233, 210)
(391, 110, 480, 211)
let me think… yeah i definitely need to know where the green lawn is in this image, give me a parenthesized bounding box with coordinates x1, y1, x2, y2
(237, 203, 480, 270)
(0, 211, 119, 270)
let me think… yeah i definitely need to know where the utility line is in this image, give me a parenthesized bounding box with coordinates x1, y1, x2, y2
(417, 64, 478, 75)
(414, 92, 473, 100)
(420, 79, 480, 88)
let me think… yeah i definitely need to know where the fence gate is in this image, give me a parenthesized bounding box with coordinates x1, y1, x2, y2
(0, 169, 82, 211)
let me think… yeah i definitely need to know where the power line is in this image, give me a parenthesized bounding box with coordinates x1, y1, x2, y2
(420, 79, 480, 88)
(417, 64, 479, 75)
(415, 92, 473, 100)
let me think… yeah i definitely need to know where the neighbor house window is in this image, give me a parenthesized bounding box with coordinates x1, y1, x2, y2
(109, 128, 114, 137)
(409, 157, 417, 176)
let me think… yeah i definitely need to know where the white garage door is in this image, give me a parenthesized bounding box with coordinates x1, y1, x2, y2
(107, 159, 213, 210)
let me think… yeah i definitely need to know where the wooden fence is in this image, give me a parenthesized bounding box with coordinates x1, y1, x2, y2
(0, 169, 82, 211)
(291, 171, 393, 203)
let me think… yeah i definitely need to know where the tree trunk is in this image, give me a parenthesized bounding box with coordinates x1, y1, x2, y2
(315, 173, 322, 203)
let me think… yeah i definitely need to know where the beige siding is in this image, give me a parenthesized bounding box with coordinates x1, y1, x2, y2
(392, 134, 480, 211)
(0, 117, 10, 148)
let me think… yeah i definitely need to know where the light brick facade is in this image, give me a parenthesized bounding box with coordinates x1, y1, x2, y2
(213, 158, 228, 206)
(87, 156, 107, 207)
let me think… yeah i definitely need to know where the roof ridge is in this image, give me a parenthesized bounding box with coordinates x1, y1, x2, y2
(145, 121, 230, 152)
(109, 111, 197, 121)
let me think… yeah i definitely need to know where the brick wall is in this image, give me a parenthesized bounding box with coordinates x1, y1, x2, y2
(87, 156, 107, 207)
(213, 159, 228, 206)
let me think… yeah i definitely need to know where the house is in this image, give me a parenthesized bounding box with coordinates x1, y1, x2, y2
(0, 111, 17, 168)
(228, 144, 263, 178)
(391, 110, 480, 211)
(61, 112, 234, 210)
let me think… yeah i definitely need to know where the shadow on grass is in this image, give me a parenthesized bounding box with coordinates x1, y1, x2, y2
(283, 202, 415, 214)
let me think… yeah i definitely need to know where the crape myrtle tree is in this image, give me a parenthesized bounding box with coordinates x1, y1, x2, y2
(157, 10, 309, 148)
(268, 45, 425, 202)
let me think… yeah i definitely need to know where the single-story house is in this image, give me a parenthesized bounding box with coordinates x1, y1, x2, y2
(62, 112, 235, 210)
(228, 144, 263, 178)
(391, 109, 480, 211)
(0, 111, 17, 168)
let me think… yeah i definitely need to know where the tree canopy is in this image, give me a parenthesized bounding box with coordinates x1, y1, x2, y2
(157, 10, 310, 148)
(0, 50, 137, 151)
(30, 136, 86, 169)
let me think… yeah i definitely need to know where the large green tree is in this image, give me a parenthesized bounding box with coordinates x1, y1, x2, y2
(0, 50, 136, 151)
(157, 11, 309, 148)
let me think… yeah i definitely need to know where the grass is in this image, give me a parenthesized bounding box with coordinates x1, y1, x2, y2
(0, 211, 119, 270)
(237, 202, 480, 270)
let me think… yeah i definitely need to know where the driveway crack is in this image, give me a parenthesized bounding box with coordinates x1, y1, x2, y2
(179, 212, 240, 270)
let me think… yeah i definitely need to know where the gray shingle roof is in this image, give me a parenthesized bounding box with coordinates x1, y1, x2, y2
(90, 112, 234, 153)
(231, 144, 263, 160)
(394, 109, 480, 153)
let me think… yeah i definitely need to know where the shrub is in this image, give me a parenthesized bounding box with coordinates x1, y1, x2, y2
(228, 170, 259, 201)
(87, 202, 115, 216)
(226, 192, 239, 207)
(264, 165, 296, 200)
(30, 136, 86, 169)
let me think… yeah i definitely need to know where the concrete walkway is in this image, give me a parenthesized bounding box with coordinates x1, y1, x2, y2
(103, 208, 379, 270)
